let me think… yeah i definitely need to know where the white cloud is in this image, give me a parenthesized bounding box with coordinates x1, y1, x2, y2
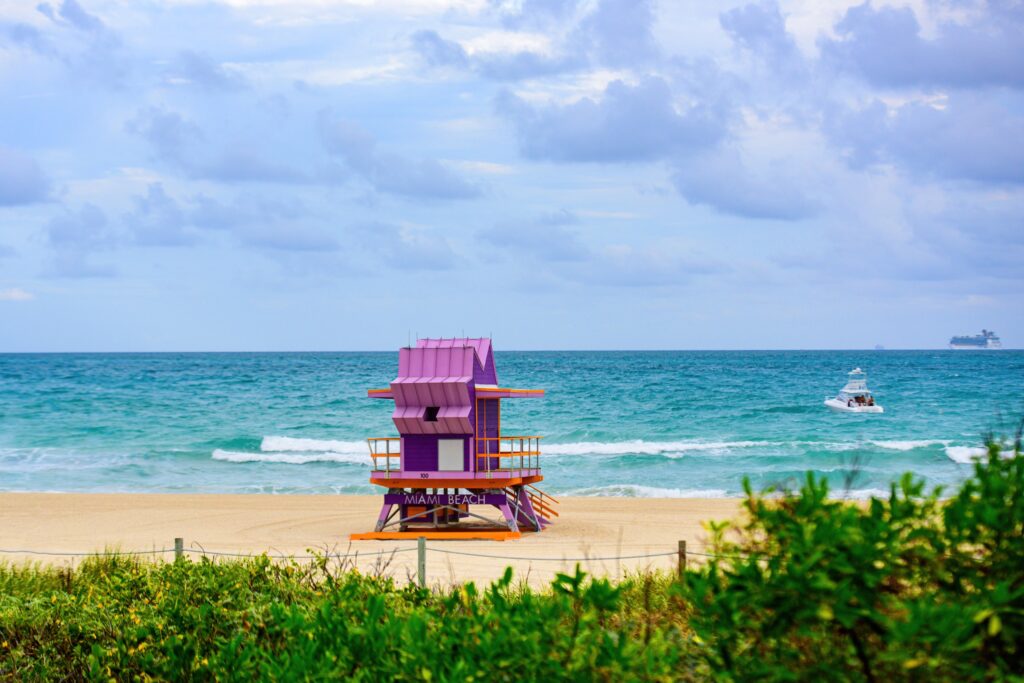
(506, 68, 637, 105)
(158, 0, 486, 12)
(462, 30, 554, 57)
(232, 56, 412, 86)
(445, 159, 516, 174)
(0, 287, 34, 301)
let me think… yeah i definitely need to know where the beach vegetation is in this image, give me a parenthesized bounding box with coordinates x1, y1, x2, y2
(0, 435, 1021, 681)
(685, 435, 1023, 681)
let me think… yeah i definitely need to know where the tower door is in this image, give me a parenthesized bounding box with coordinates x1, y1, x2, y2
(437, 438, 465, 471)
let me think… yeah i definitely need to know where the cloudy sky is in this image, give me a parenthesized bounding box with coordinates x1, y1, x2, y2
(0, 0, 1021, 351)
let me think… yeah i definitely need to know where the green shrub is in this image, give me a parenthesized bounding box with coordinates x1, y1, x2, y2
(684, 436, 1024, 681)
(0, 554, 696, 681)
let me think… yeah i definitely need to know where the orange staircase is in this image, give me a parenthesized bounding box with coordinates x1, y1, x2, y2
(500, 483, 558, 530)
(526, 483, 559, 521)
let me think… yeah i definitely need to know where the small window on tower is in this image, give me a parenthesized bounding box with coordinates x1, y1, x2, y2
(424, 406, 440, 422)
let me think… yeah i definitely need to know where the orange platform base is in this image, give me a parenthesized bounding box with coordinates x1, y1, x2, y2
(368, 475, 543, 489)
(351, 529, 522, 541)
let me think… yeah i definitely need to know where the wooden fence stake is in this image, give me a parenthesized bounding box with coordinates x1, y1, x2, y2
(174, 537, 184, 562)
(677, 540, 687, 577)
(417, 536, 426, 588)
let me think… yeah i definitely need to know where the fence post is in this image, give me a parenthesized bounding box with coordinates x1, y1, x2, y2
(677, 540, 687, 578)
(417, 536, 426, 588)
(174, 537, 184, 562)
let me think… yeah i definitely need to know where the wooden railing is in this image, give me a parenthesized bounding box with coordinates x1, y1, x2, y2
(367, 437, 400, 473)
(476, 435, 542, 472)
(368, 435, 543, 475)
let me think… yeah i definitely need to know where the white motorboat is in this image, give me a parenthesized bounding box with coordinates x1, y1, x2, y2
(825, 368, 883, 413)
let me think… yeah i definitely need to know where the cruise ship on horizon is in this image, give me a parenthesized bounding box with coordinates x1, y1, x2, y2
(949, 329, 1002, 349)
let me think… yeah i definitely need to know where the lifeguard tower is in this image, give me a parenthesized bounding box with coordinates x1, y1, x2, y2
(351, 337, 557, 540)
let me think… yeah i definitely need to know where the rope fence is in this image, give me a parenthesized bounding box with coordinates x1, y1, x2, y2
(0, 546, 417, 560)
(0, 538, 751, 586)
(0, 548, 173, 558)
(181, 546, 419, 560)
(428, 548, 680, 562)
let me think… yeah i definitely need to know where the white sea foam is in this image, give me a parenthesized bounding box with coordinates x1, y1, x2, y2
(213, 449, 366, 465)
(837, 488, 894, 500)
(0, 447, 137, 472)
(803, 442, 858, 452)
(945, 446, 988, 464)
(869, 439, 949, 451)
(543, 440, 762, 456)
(561, 484, 904, 501)
(260, 436, 366, 455)
(214, 435, 978, 469)
(563, 484, 730, 498)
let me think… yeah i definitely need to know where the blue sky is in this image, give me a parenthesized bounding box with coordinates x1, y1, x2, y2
(0, 0, 1021, 351)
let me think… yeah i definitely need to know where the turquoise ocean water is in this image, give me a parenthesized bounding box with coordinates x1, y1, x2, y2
(0, 351, 1021, 497)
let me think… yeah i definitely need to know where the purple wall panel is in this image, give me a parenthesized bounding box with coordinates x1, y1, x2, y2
(403, 435, 436, 470)
(402, 435, 470, 471)
(485, 399, 500, 438)
(473, 346, 497, 385)
(474, 398, 501, 470)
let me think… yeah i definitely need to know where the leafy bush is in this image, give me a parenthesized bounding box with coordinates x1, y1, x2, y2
(0, 554, 695, 681)
(1, 436, 1021, 681)
(685, 436, 1024, 681)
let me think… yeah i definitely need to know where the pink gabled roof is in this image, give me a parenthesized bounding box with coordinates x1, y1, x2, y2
(414, 338, 496, 384)
(397, 345, 475, 380)
(417, 337, 491, 360)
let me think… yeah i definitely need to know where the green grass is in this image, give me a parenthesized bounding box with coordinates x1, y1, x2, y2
(1, 436, 1022, 681)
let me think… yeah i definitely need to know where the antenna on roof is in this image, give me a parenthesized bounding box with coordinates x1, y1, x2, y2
(407, 329, 410, 348)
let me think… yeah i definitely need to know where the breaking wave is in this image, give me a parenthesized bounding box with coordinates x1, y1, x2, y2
(206, 437, 976, 466)
(259, 436, 366, 455)
(543, 440, 762, 456)
(563, 484, 730, 498)
(945, 446, 989, 464)
(212, 449, 366, 465)
(869, 439, 949, 451)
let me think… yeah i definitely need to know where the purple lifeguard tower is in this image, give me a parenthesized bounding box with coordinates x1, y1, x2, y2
(352, 337, 557, 541)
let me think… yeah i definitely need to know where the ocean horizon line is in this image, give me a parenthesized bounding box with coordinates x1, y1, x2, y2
(1, 347, 1018, 355)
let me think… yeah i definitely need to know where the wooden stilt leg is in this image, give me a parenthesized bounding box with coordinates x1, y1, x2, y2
(497, 501, 519, 532)
(374, 502, 394, 532)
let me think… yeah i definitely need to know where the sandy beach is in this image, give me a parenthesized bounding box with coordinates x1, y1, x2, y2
(0, 493, 743, 586)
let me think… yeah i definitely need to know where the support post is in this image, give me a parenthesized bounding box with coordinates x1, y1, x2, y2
(677, 540, 687, 578)
(417, 536, 426, 588)
(174, 537, 184, 562)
